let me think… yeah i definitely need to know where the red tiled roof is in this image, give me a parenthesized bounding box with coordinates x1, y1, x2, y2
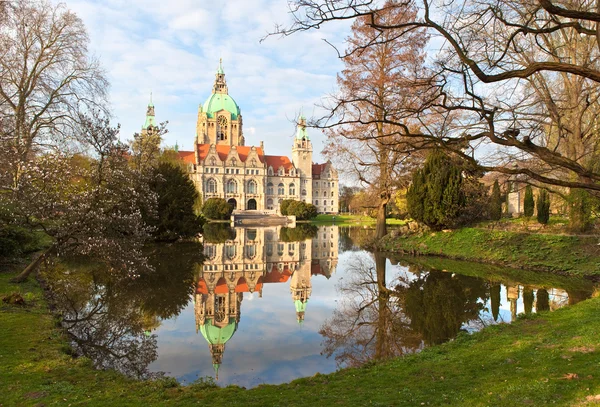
(178, 150, 196, 164)
(197, 144, 264, 163)
(264, 265, 293, 283)
(196, 278, 208, 294)
(265, 155, 294, 171)
(312, 163, 327, 177)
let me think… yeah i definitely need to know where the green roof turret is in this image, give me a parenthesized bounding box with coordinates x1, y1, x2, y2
(295, 112, 309, 140)
(143, 93, 157, 129)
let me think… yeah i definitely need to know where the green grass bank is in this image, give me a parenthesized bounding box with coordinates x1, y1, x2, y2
(377, 227, 600, 279)
(310, 213, 408, 226)
(1, 259, 600, 406)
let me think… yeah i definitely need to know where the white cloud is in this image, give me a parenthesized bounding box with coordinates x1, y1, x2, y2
(63, 0, 351, 161)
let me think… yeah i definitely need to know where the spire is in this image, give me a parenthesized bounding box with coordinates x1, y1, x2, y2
(143, 94, 156, 129)
(213, 59, 228, 94)
(213, 363, 220, 381)
(295, 110, 309, 140)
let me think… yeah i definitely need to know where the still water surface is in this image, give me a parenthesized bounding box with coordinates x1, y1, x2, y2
(44, 224, 597, 388)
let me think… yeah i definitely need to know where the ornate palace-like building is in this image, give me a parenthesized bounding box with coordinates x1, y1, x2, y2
(155, 60, 339, 214)
(194, 225, 339, 378)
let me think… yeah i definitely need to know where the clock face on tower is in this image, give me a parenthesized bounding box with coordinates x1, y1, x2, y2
(218, 116, 228, 128)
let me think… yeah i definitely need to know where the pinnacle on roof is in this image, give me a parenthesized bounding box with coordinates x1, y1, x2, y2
(295, 111, 309, 140)
(217, 58, 224, 75)
(143, 94, 157, 129)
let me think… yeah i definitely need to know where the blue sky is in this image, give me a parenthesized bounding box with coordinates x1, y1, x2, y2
(65, 0, 353, 162)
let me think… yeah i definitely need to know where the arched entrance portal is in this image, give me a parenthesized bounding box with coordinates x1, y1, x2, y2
(247, 199, 257, 210)
(227, 198, 237, 210)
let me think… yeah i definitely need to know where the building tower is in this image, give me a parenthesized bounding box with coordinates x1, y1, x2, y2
(195, 59, 244, 147)
(290, 263, 312, 323)
(291, 114, 313, 203)
(141, 94, 157, 136)
(194, 283, 242, 380)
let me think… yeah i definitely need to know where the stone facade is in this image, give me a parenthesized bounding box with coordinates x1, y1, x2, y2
(194, 225, 339, 377)
(142, 61, 339, 214)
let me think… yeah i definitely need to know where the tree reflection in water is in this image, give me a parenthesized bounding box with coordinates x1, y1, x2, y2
(320, 253, 492, 367)
(401, 270, 488, 345)
(43, 242, 203, 379)
(320, 252, 421, 368)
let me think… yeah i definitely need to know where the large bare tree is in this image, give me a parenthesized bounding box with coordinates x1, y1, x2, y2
(322, 1, 430, 238)
(275, 0, 600, 193)
(0, 0, 107, 190)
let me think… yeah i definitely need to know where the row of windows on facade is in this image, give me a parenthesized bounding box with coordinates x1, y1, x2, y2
(204, 242, 299, 261)
(205, 179, 298, 195)
(205, 178, 337, 197)
(204, 167, 262, 175)
(314, 200, 336, 206)
(200, 162, 297, 177)
(203, 241, 335, 261)
(202, 254, 334, 272)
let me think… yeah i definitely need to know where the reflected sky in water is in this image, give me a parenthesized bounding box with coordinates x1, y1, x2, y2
(44, 225, 597, 388)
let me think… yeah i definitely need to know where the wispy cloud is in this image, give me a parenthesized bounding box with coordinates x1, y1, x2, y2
(65, 0, 351, 161)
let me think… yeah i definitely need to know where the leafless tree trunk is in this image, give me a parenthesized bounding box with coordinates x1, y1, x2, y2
(272, 0, 600, 193)
(0, 0, 107, 191)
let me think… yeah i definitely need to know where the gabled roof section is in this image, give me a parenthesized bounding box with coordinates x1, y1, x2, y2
(197, 144, 264, 163)
(265, 155, 294, 171)
(312, 163, 328, 177)
(178, 150, 196, 164)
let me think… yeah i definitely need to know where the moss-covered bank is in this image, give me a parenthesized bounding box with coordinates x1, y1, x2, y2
(377, 227, 600, 279)
(1, 259, 600, 406)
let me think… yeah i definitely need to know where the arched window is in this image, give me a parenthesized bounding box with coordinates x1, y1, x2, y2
(204, 244, 216, 259)
(225, 245, 236, 259)
(331, 200, 334, 206)
(278, 167, 284, 176)
(331, 191, 334, 197)
(267, 198, 273, 209)
(245, 245, 256, 259)
(289, 183, 296, 195)
(323, 191, 327, 197)
(226, 179, 237, 194)
(247, 179, 257, 194)
(206, 178, 217, 193)
(302, 189, 307, 196)
(268, 166, 274, 176)
(267, 182, 273, 195)
(278, 183, 285, 195)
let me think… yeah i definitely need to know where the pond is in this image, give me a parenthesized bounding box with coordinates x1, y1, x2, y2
(42, 224, 597, 388)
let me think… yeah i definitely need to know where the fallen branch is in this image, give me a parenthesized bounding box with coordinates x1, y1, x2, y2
(10, 245, 55, 283)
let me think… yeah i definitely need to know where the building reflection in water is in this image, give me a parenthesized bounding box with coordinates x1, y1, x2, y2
(194, 225, 339, 378)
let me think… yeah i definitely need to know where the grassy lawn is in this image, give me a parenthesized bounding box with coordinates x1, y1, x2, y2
(378, 227, 600, 278)
(1, 258, 600, 406)
(311, 214, 408, 226)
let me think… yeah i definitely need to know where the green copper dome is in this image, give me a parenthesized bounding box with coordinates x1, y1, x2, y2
(201, 93, 241, 120)
(199, 318, 238, 345)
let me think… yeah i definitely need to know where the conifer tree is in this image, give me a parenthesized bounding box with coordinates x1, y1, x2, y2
(523, 185, 535, 217)
(536, 189, 551, 225)
(407, 150, 465, 230)
(489, 180, 502, 220)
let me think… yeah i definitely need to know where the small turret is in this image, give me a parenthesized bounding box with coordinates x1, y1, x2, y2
(143, 93, 157, 130)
